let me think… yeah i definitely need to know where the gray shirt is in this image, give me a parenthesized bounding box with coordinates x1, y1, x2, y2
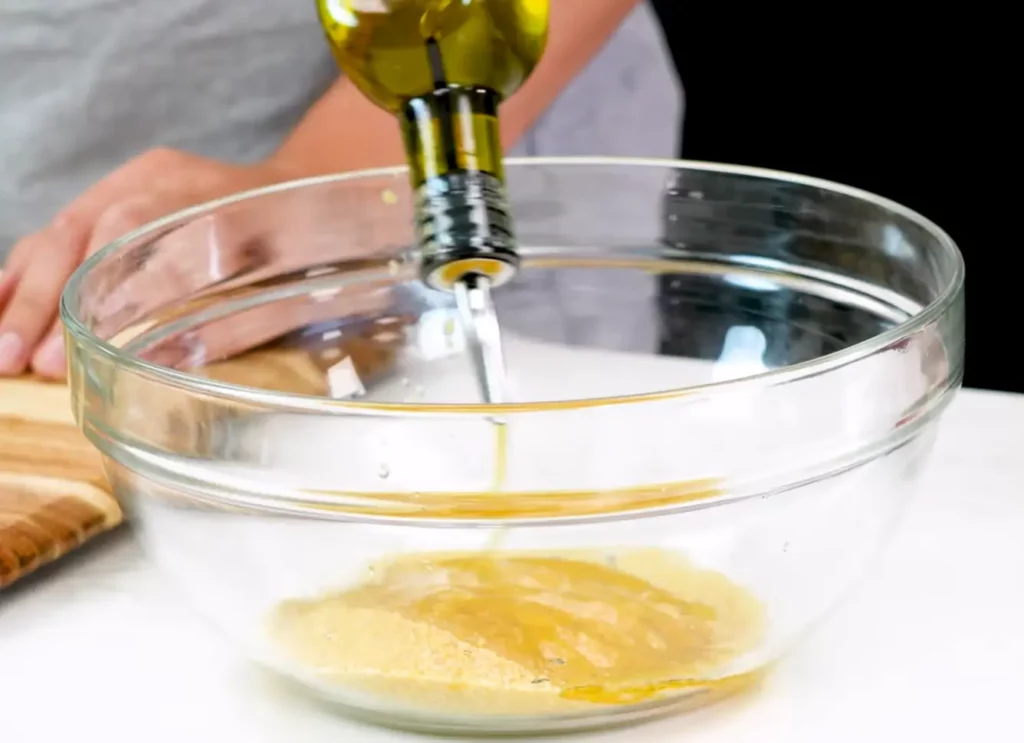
(0, 0, 337, 255)
(0, 1, 678, 258)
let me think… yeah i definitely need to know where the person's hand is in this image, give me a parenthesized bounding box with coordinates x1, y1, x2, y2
(81, 163, 413, 373)
(0, 148, 296, 379)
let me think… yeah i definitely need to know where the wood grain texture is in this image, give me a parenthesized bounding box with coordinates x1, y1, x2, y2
(0, 378, 121, 588)
(0, 327, 405, 588)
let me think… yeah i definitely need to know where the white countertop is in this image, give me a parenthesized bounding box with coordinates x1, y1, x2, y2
(2, 388, 1023, 743)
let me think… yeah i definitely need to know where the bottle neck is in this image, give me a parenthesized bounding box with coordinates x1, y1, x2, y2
(400, 87, 519, 292)
(400, 86, 505, 187)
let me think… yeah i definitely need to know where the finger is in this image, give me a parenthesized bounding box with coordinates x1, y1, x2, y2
(135, 178, 411, 291)
(84, 176, 413, 351)
(0, 227, 86, 375)
(29, 319, 67, 380)
(137, 283, 393, 370)
(92, 209, 269, 333)
(0, 153, 171, 371)
(0, 232, 43, 313)
(194, 284, 393, 366)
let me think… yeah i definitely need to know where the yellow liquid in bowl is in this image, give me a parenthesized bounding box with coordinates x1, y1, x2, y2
(269, 387, 762, 718)
(270, 548, 765, 717)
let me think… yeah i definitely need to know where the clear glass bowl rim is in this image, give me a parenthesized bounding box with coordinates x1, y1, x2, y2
(60, 156, 965, 416)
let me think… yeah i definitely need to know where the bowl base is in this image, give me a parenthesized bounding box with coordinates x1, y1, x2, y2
(277, 665, 769, 737)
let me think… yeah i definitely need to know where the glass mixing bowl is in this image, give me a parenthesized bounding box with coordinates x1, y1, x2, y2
(62, 158, 963, 735)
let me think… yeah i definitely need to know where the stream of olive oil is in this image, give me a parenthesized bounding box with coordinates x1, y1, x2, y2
(492, 420, 508, 492)
(484, 420, 510, 552)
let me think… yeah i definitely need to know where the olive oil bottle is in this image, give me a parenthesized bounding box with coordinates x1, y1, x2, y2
(316, 0, 550, 291)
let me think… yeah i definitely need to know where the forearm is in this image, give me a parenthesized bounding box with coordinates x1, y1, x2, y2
(270, 0, 641, 176)
(269, 77, 405, 177)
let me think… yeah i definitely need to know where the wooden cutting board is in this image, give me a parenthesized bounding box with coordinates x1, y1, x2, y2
(0, 323, 407, 589)
(0, 377, 122, 589)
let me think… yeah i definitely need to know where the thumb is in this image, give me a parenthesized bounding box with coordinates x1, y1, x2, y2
(0, 222, 88, 375)
(27, 196, 183, 379)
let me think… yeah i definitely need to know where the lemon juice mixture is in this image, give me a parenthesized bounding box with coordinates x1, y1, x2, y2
(270, 547, 765, 716)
